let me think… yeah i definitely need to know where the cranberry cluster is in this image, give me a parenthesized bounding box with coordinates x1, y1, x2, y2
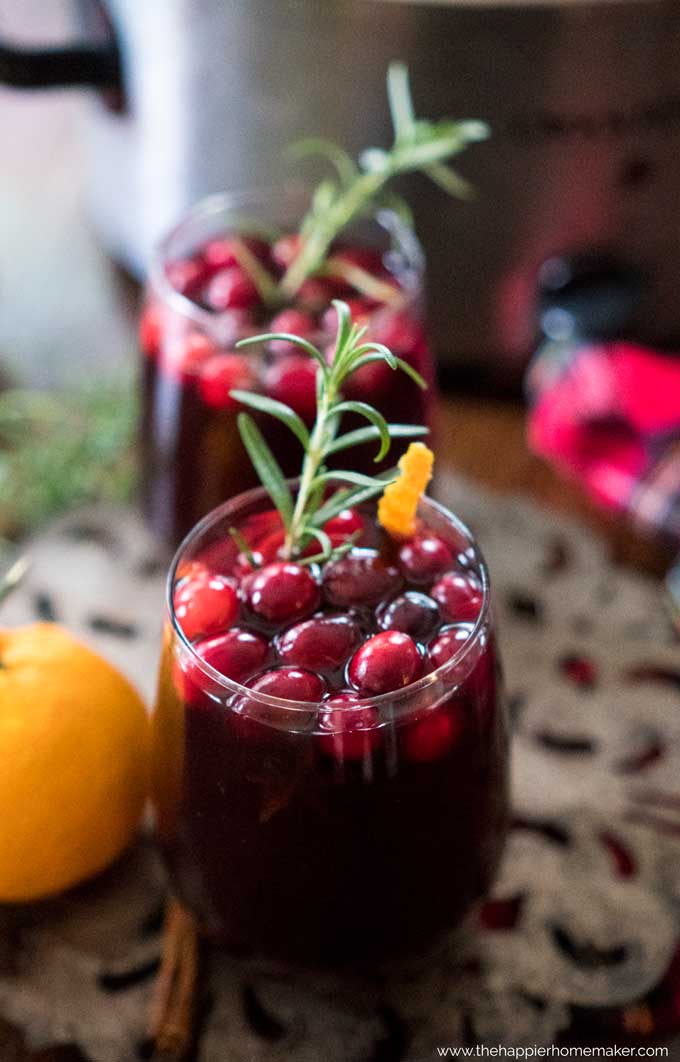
(140, 231, 427, 422)
(173, 506, 484, 763)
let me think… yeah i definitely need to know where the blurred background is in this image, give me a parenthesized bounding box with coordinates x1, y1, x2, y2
(4, 0, 680, 392)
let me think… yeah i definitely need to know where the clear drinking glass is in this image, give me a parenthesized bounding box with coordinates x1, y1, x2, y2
(151, 483, 509, 967)
(139, 187, 431, 548)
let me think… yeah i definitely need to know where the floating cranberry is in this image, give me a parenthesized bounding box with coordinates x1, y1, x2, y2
(268, 309, 316, 356)
(331, 246, 385, 276)
(318, 693, 381, 760)
(275, 614, 360, 673)
(373, 309, 426, 357)
(249, 666, 325, 702)
(431, 572, 483, 623)
(243, 562, 320, 623)
(401, 708, 462, 762)
(174, 573, 239, 641)
(163, 331, 219, 381)
(398, 535, 455, 583)
(298, 277, 340, 311)
(321, 298, 372, 337)
(205, 267, 259, 311)
(166, 257, 207, 297)
(198, 353, 257, 411)
(202, 235, 270, 272)
(271, 233, 302, 271)
(193, 628, 269, 685)
(323, 508, 365, 543)
(140, 304, 163, 357)
(428, 623, 475, 669)
(377, 591, 440, 641)
(344, 355, 393, 398)
(348, 631, 423, 695)
(264, 355, 318, 423)
(323, 549, 402, 608)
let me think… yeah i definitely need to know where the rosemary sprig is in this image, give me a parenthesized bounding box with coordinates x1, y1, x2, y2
(232, 299, 428, 562)
(276, 62, 489, 300)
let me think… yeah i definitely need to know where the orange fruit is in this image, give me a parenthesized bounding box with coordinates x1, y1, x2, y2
(0, 623, 148, 902)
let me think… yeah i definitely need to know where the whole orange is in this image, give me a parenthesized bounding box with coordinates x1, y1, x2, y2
(0, 623, 148, 902)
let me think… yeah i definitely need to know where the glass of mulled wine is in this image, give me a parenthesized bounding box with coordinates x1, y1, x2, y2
(139, 188, 432, 548)
(151, 482, 509, 968)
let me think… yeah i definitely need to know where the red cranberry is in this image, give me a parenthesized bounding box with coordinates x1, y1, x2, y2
(398, 534, 455, 583)
(242, 508, 285, 542)
(377, 592, 440, 641)
(321, 298, 372, 336)
(344, 355, 393, 398)
(431, 572, 483, 623)
(267, 309, 316, 356)
(428, 623, 475, 669)
(331, 246, 385, 276)
(202, 235, 270, 271)
(163, 331, 218, 381)
(174, 573, 239, 641)
(272, 233, 302, 271)
(323, 508, 365, 544)
(198, 353, 257, 411)
(401, 709, 463, 763)
(264, 355, 318, 423)
(205, 267, 259, 311)
(193, 628, 269, 685)
(298, 277, 340, 311)
(373, 309, 426, 357)
(243, 562, 320, 623)
(348, 631, 423, 695)
(323, 549, 402, 608)
(140, 304, 163, 357)
(275, 614, 360, 673)
(318, 693, 381, 760)
(166, 257, 207, 297)
(249, 666, 325, 702)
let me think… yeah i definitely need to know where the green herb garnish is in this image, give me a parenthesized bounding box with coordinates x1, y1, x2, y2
(232, 299, 428, 563)
(278, 62, 488, 300)
(237, 62, 487, 308)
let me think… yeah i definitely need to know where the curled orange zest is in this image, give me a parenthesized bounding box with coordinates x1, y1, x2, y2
(378, 442, 434, 537)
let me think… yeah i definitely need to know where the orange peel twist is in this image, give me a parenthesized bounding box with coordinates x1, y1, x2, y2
(378, 442, 434, 538)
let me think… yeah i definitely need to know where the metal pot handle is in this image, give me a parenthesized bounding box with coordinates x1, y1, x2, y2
(0, 31, 119, 90)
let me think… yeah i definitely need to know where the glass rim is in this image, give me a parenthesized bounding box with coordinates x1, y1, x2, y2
(148, 182, 425, 332)
(167, 481, 491, 714)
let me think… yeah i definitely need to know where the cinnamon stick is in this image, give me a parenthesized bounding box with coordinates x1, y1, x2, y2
(148, 898, 200, 1060)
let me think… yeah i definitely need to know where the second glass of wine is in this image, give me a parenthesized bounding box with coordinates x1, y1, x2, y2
(139, 187, 432, 547)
